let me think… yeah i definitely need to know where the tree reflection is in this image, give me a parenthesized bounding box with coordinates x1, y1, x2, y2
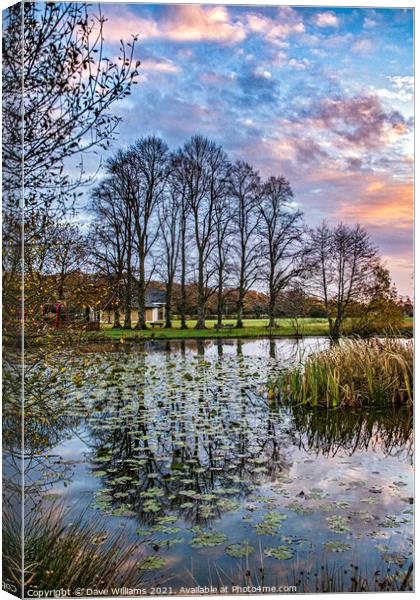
(288, 404, 413, 460)
(86, 348, 289, 527)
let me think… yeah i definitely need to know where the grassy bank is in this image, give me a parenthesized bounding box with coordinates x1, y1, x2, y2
(86, 317, 413, 341)
(268, 338, 413, 407)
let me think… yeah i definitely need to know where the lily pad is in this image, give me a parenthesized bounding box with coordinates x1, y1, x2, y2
(326, 515, 351, 534)
(190, 530, 227, 548)
(263, 545, 294, 560)
(225, 541, 254, 558)
(138, 556, 166, 570)
(324, 540, 351, 553)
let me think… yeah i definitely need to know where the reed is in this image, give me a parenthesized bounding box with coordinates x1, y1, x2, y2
(269, 339, 413, 407)
(3, 503, 146, 593)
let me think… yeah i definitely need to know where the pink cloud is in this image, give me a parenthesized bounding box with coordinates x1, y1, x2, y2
(246, 8, 305, 45)
(104, 5, 246, 45)
(160, 5, 246, 43)
(314, 11, 339, 27)
(140, 58, 180, 74)
(338, 180, 413, 228)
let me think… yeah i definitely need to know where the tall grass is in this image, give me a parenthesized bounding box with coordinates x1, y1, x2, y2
(269, 339, 413, 407)
(3, 503, 147, 593)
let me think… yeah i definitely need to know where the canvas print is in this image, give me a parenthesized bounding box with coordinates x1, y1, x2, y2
(2, 1, 414, 597)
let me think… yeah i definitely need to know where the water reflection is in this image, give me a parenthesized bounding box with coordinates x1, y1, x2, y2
(86, 349, 290, 527)
(289, 405, 413, 461)
(11, 337, 413, 592)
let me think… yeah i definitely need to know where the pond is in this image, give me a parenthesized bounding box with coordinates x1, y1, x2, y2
(23, 337, 413, 593)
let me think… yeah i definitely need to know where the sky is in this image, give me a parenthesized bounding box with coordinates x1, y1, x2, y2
(90, 3, 414, 296)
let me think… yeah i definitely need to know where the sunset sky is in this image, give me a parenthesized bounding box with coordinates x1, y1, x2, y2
(95, 3, 413, 296)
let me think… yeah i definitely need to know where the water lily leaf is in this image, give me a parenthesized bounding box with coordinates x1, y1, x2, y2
(326, 515, 351, 534)
(286, 501, 314, 516)
(225, 541, 254, 558)
(138, 556, 166, 570)
(190, 530, 227, 547)
(324, 540, 351, 553)
(263, 545, 294, 560)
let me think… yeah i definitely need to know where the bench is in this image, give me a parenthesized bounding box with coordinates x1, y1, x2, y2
(149, 322, 165, 329)
(214, 323, 234, 331)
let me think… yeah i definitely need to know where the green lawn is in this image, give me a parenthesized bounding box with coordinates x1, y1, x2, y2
(87, 317, 413, 340)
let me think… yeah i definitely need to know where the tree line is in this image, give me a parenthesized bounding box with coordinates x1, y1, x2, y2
(89, 134, 399, 338)
(3, 3, 402, 342)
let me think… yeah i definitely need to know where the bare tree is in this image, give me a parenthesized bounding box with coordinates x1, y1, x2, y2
(229, 161, 262, 327)
(258, 176, 306, 327)
(90, 180, 133, 328)
(306, 222, 380, 338)
(158, 176, 181, 328)
(107, 137, 170, 329)
(178, 136, 229, 329)
(44, 224, 87, 300)
(170, 152, 191, 329)
(213, 182, 233, 325)
(281, 283, 310, 337)
(178, 185, 190, 329)
(8, 3, 139, 201)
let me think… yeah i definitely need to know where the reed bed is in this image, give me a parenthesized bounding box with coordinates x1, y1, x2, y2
(3, 504, 146, 593)
(269, 339, 413, 407)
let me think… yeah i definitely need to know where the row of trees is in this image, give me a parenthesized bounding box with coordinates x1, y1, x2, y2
(2, 3, 402, 341)
(89, 135, 399, 337)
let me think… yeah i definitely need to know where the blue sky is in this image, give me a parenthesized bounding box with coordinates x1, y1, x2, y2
(91, 3, 413, 295)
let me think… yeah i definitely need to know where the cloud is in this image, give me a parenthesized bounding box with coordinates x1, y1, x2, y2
(366, 181, 384, 192)
(389, 75, 414, 90)
(314, 11, 339, 27)
(377, 87, 412, 103)
(158, 5, 246, 44)
(253, 66, 272, 79)
(351, 38, 373, 53)
(198, 71, 236, 85)
(246, 8, 305, 45)
(312, 94, 408, 149)
(378, 75, 414, 102)
(339, 181, 413, 228)
(288, 58, 310, 70)
(140, 57, 180, 73)
(363, 17, 377, 29)
(103, 5, 246, 45)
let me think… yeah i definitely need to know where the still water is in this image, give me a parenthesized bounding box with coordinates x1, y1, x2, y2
(27, 338, 413, 591)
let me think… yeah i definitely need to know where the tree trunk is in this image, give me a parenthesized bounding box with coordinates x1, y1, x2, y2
(195, 255, 206, 329)
(196, 300, 206, 329)
(135, 252, 148, 329)
(236, 289, 245, 328)
(165, 281, 173, 328)
(327, 316, 334, 338)
(216, 266, 223, 325)
(113, 307, 122, 328)
(330, 317, 342, 339)
(123, 275, 132, 329)
(179, 219, 188, 329)
(268, 290, 276, 327)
